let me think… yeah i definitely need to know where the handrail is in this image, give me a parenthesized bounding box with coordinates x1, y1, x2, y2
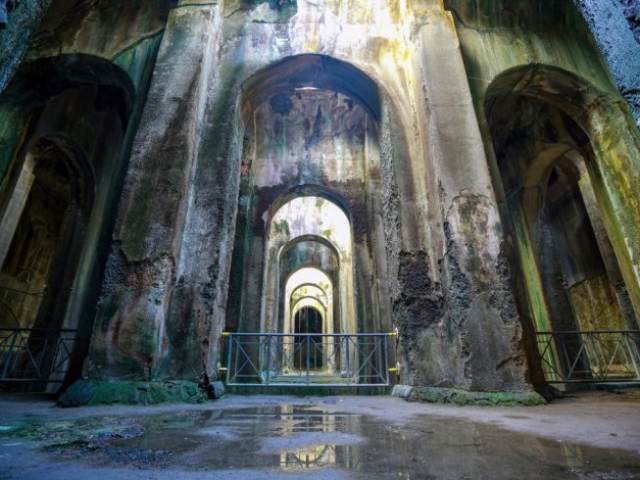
(0, 327, 78, 333)
(536, 330, 640, 384)
(224, 332, 396, 338)
(0, 328, 77, 383)
(536, 330, 640, 335)
(224, 332, 394, 387)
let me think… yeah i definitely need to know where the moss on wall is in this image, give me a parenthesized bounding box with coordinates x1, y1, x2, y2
(58, 379, 209, 407)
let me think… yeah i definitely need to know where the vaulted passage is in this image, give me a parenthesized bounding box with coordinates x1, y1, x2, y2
(222, 56, 396, 385)
(486, 71, 640, 383)
(5, 0, 640, 402)
(0, 137, 93, 332)
(293, 306, 323, 369)
(226, 56, 392, 343)
(0, 55, 135, 387)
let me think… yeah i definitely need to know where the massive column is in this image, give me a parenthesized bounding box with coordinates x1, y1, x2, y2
(84, 1, 223, 381)
(395, 2, 530, 393)
(587, 106, 640, 321)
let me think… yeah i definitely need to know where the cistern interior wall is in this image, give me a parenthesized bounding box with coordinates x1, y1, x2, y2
(0, 0, 639, 397)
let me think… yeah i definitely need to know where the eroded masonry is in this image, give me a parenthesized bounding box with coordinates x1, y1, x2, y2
(0, 0, 639, 405)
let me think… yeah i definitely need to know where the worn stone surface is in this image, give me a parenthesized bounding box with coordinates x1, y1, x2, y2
(0, 0, 51, 93)
(391, 384, 545, 407)
(573, 0, 640, 127)
(84, 3, 224, 381)
(0, 1, 168, 392)
(57, 379, 208, 407)
(618, 0, 640, 43)
(452, 1, 640, 391)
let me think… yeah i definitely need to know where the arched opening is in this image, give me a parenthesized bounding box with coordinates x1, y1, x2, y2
(0, 54, 135, 388)
(283, 267, 335, 374)
(293, 306, 324, 370)
(224, 54, 397, 385)
(485, 66, 640, 384)
(0, 136, 93, 332)
(524, 151, 633, 333)
(265, 196, 353, 336)
(226, 55, 391, 337)
(280, 240, 340, 336)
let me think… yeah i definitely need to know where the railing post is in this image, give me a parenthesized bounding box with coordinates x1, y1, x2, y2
(384, 335, 390, 385)
(345, 334, 351, 385)
(233, 335, 241, 384)
(258, 334, 263, 381)
(266, 334, 272, 386)
(226, 333, 233, 385)
(586, 332, 603, 380)
(306, 334, 310, 385)
(376, 335, 383, 384)
(623, 332, 640, 379)
(1, 329, 18, 380)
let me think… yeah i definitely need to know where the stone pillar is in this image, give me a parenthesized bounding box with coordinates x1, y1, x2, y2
(407, 6, 529, 392)
(575, 155, 639, 329)
(588, 108, 640, 323)
(0, 153, 34, 270)
(83, 1, 223, 380)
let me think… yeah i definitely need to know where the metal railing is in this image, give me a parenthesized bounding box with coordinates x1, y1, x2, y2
(536, 330, 640, 384)
(0, 328, 77, 383)
(224, 332, 394, 387)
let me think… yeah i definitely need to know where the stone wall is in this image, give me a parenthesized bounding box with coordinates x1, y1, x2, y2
(0, 0, 51, 94)
(79, 1, 533, 394)
(2, 0, 639, 400)
(573, 0, 640, 128)
(0, 1, 170, 387)
(618, 0, 640, 43)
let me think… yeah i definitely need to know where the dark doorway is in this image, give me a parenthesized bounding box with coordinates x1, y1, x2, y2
(294, 306, 323, 370)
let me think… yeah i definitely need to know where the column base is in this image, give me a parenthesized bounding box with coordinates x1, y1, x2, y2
(57, 379, 224, 407)
(391, 385, 546, 406)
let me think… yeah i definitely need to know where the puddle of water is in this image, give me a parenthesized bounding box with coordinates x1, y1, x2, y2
(14, 405, 640, 478)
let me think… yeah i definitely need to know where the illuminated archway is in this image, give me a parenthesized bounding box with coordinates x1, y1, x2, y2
(262, 195, 355, 335)
(224, 53, 403, 381)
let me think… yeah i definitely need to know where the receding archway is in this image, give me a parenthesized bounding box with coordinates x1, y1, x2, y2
(223, 53, 404, 385)
(0, 54, 135, 387)
(485, 65, 640, 383)
(293, 306, 324, 370)
(0, 136, 93, 331)
(263, 195, 354, 336)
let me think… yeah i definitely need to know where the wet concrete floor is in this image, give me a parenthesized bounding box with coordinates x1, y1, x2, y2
(1, 393, 640, 479)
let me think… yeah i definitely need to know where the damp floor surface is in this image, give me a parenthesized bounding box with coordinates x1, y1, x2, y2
(1, 391, 640, 479)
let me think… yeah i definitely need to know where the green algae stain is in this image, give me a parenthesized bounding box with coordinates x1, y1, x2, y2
(58, 380, 208, 407)
(2, 416, 144, 451)
(274, 219, 290, 236)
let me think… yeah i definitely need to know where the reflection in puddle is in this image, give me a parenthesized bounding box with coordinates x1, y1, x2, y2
(251, 408, 361, 470)
(43, 405, 640, 478)
(280, 443, 337, 470)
